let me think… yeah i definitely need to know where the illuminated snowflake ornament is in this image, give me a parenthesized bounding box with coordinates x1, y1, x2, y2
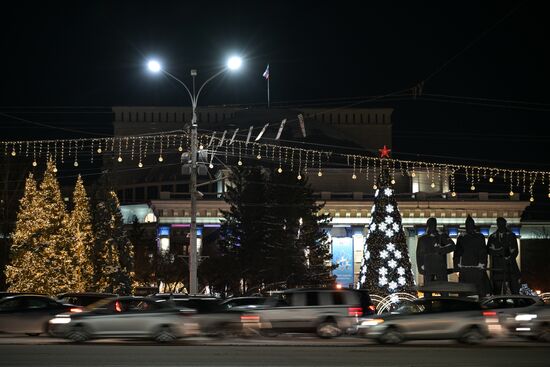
(388, 281, 397, 290)
(394, 250, 402, 259)
(388, 259, 397, 268)
(379, 222, 387, 231)
(386, 204, 394, 213)
(385, 229, 394, 238)
(385, 216, 394, 224)
(392, 223, 400, 232)
(398, 276, 406, 285)
(380, 250, 389, 259)
(384, 188, 393, 197)
(397, 267, 405, 275)
(369, 223, 377, 232)
(379, 276, 388, 286)
(379, 267, 388, 275)
(387, 243, 395, 251)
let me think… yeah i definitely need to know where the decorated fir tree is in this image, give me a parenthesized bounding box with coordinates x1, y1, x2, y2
(68, 175, 95, 291)
(6, 173, 46, 292)
(91, 176, 134, 295)
(7, 160, 83, 294)
(358, 152, 415, 296)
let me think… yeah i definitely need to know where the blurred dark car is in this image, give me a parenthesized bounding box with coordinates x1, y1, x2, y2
(166, 296, 248, 337)
(249, 288, 374, 338)
(56, 292, 117, 307)
(0, 295, 81, 336)
(49, 296, 199, 343)
(219, 296, 267, 310)
(358, 297, 493, 344)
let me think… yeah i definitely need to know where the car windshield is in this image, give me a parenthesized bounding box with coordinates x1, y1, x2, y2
(84, 297, 116, 311)
(394, 301, 425, 314)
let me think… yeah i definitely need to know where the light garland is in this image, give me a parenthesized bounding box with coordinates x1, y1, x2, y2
(2, 131, 550, 198)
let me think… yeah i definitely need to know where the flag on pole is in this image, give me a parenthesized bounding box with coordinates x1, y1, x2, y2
(298, 114, 307, 138)
(263, 64, 270, 79)
(255, 123, 269, 141)
(275, 118, 287, 140)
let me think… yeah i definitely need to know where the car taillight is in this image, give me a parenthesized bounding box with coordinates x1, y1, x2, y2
(241, 314, 260, 323)
(70, 307, 83, 313)
(348, 307, 363, 317)
(483, 311, 497, 317)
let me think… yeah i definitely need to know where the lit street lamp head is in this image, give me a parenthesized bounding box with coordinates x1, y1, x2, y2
(227, 56, 242, 70)
(147, 60, 162, 73)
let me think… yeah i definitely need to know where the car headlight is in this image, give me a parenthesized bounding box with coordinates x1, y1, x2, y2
(49, 316, 72, 324)
(361, 318, 385, 326)
(515, 314, 537, 321)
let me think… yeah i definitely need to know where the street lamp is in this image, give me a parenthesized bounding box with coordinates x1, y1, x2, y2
(147, 56, 242, 294)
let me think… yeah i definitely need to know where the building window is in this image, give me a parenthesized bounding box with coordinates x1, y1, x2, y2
(147, 186, 159, 200)
(135, 187, 145, 201)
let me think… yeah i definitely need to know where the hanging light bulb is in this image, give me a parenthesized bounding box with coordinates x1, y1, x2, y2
(509, 190, 514, 197)
(178, 146, 183, 152)
(237, 160, 243, 166)
(489, 177, 494, 183)
(256, 154, 261, 160)
(117, 156, 123, 162)
(209, 163, 214, 169)
(138, 162, 143, 168)
(277, 167, 283, 173)
(318, 171, 323, 177)
(352, 174, 357, 180)
(158, 156, 163, 162)
(470, 185, 476, 191)
(199, 144, 204, 150)
(451, 191, 457, 197)
(391, 179, 396, 185)
(32, 161, 37, 167)
(530, 197, 534, 202)
(411, 171, 416, 177)
(53, 167, 58, 173)
(297, 174, 302, 180)
(373, 184, 378, 190)
(97, 148, 102, 153)
(431, 182, 436, 188)
(73, 161, 79, 167)
(11, 150, 16, 157)
(547, 192, 550, 199)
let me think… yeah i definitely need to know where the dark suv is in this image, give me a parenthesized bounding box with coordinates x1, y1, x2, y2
(250, 288, 375, 338)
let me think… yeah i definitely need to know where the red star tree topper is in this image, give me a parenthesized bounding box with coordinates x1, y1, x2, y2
(379, 145, 391, 158)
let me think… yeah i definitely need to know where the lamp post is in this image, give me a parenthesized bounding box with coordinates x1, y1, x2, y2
(147, 56, 242, 294)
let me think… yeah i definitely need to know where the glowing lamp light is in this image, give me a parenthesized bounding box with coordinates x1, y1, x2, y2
(238, 160, 243, 166)
(227, 56, 243, 70)
(117, 156, 123, 162)
(159, 237, 170, 252)
(489, 177, 494, 183)
(147, 60, 162, 73)
(318, 171, 323, 177)
(277, 167, 283, 173)
(32, 161, 37, 167)
(335, 283, 343, 289)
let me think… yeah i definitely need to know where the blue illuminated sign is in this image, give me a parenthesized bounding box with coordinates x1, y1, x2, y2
(158, 226, 170, 236)
(448, 227, 458, 237)
(332, 237, 354, 287)
(416, 227, 426, 236)
(480, 227, 490, 236)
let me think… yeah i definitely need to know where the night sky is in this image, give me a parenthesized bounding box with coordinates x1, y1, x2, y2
(1, 1, 549, 169)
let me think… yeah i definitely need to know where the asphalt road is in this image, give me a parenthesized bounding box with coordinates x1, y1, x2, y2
(1, 339, 549, 367)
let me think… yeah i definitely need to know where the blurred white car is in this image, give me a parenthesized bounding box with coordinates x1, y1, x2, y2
(359, 297, 493, 344)
(49, 296, 198, 343)
(509, 306, 550, 342)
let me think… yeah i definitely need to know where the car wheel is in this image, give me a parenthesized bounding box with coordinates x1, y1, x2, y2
(537, 324, 550, 342)
(154, 326, 177, 343)
(377, 327, 403, 344)
(67, 325, 90, 343)
(459, 327, 485, 345)
(316, 321, 342, 339)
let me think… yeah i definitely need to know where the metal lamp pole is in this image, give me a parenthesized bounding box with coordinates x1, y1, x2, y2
(147, 58, 241, 294)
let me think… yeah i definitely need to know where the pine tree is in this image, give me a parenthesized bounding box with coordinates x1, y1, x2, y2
(7, 161, 81, 294)
(91, 176, 134, 295)
(357, 163, 415, 296)
(68, 175, 95, 291)
(6, 173, 44, 292)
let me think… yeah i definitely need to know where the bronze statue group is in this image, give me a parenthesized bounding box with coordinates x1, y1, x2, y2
(417, 216, 521, 297)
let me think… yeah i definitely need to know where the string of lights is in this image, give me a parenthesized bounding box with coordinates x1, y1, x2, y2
(2, 130, 550, 201)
